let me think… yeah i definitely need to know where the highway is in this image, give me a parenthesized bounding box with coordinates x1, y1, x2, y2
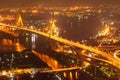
(114, 50, 120, 61)
(41, 67, 82, 73)
(0, 67, 81, 77)
(0, 22, 120, 69)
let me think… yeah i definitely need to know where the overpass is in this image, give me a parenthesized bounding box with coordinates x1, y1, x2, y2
(0, 22, 120, 69)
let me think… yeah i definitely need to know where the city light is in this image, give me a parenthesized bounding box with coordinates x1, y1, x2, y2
(98, 24, 110, 36)
(0, 1, 120, 80)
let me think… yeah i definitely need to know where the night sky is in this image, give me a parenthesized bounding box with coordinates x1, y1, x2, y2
(0, 0, 120, 8)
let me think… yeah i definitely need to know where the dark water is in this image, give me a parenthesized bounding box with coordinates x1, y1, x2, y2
(23, 12, 98, 41)
(22, 9, 120, 41)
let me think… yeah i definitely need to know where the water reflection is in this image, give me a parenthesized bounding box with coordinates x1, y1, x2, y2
(32, 50, 62, 69)
(0, 38, 25, 52)
(31, 34, 38, 49)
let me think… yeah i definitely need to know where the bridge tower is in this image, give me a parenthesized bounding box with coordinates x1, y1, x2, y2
(49, 12, 59, 37)
(50, 19, 59, 37)
(16, 14, 24, 26)
(49, 12, 60, 49)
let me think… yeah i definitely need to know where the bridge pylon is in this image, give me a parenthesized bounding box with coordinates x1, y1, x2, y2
(49, 12, 61, 49)
(50, 20, 59, 37)
(16, 14, 24, 26)
(49, 12, 59, 37)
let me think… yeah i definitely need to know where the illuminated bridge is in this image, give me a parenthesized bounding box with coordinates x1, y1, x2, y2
(0, 22, 120, 70)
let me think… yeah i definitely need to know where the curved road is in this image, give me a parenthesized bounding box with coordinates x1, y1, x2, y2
(114, 50, 120, 61)
(0, 23, 120, 69)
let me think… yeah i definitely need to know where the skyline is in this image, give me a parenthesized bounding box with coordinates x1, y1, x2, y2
(0, 0, 120, 8)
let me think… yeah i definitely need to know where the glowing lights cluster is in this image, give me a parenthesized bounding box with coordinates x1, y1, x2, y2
(98, 24, 110, 36)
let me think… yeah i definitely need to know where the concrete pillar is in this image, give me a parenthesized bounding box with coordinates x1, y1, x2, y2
(69, 71, 73, 80)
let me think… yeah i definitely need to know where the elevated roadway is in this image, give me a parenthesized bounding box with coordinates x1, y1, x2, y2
(0, 23, 120, 69)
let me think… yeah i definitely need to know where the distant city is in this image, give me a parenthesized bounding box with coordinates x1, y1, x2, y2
(0, 4, 120, 80)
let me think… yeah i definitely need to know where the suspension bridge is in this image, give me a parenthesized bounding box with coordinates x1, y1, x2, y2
(0, 14, 120, 70)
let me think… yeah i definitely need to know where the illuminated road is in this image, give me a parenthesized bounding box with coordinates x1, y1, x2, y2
(0, 67, 81, 77)
(0, 23, 120, 69)
(0, 26, 18, 37)
(41, 67, 82, 73)
(114, 50, 120, 61)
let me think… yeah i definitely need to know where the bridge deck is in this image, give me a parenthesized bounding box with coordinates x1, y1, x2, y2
(0, 23, 120, 69)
